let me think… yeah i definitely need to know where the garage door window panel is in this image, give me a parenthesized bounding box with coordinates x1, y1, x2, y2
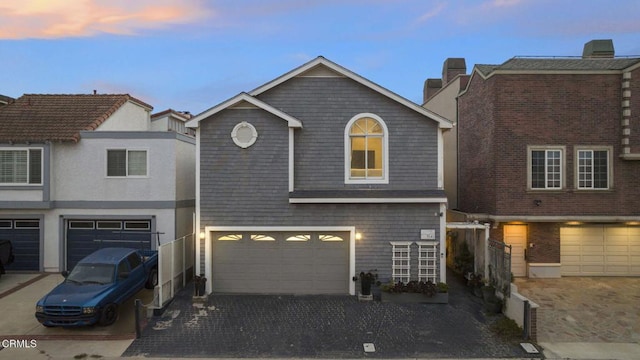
(218, 234, 242, 241)
(97, 221, 122, 230)
(286, 234, 310, 242)
(319, 234, 344, 242)
(124, 221, 150, 230)
(251, 234, 276, 241)
(0, 220, 12, 229)
(15, 220, 40, 229)
(69, 221, 95, 229)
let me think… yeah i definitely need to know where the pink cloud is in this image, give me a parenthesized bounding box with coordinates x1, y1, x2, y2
(0, 0, 213, 39)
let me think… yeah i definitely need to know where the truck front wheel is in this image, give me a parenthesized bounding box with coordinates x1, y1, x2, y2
(98, 303, 118, 326)
(145, 267, 158, 289)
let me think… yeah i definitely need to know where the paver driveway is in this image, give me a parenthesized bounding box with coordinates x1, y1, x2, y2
(124, 273, 538, 359)
(515, 277, 640, 343)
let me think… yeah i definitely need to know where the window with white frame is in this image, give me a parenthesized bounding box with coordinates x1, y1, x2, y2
(391, 242, 410, 283)
(345, 113, 388, 183)
(0, 148, 42, 185)
(529, 147, 563, 190)
(577, 148, 610, 189)
(417, 242, 438, 283)
(107, 149, 147, 177)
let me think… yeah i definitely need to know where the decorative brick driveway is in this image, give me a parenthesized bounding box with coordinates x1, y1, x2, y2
(124, 274, 538, 359)
(515, 277, 640, 343)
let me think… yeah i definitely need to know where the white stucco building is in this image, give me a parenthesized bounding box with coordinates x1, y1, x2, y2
(0, 94, 195, 272)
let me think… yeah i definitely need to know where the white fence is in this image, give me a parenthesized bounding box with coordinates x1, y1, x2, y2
(151, 233, 195, 309)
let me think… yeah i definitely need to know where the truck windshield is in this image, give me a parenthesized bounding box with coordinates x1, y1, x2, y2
(67, 264, 115, 285)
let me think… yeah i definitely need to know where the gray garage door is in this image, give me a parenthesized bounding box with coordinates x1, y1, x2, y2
(66, 219, 152, 271)
(0, 219, 40, 271)
(212, 231, 350, 294)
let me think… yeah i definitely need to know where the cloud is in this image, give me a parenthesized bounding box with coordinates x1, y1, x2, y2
(0, 0, 213, 39)
(416, 3, 446, 24)
(485, 0, 523, 7)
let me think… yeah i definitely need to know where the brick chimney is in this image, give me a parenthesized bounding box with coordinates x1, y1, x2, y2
(442, 58, 466, 84)
(582, 39, 615, 58)
(423, 78, 442, 103)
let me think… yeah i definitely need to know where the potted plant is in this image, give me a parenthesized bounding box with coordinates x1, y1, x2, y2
(467, 273, 484, 297)
(359, 271, 375, 296)
(356, 270, 378, 301)
(484, 295, 503, 314)
(481, 283, 496, 301)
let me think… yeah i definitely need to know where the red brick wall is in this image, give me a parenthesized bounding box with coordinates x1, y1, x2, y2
(526, 223, 560, 263)
(490, 223, 560, 264)
(459, 71, 640, 217)
(457, 73, 496, 214)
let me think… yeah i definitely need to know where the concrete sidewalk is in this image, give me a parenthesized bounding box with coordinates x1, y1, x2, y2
(540, 342, 640, 360)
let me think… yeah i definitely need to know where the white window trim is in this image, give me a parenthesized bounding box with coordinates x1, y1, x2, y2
(527, 145, 565, 190)
(106, 148, 149, 178)
(0, 147, 43, 186)
(574, 146, 613, 190)
(231, 121, 258, 148)
(344, 113, 389, 184)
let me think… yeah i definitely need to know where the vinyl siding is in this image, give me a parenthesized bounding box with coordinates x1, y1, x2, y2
(256, 77, 440, 190)
(198, 76, 443, 281)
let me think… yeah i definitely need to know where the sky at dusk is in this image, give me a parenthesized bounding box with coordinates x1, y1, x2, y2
(1, 0, 639, 115)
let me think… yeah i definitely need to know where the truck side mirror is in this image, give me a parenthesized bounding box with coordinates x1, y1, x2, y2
(61, 270, 69, 278)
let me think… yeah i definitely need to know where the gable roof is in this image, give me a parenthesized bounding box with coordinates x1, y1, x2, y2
(0, 94, 152, 143)
(249, 56, 452, 129)
(186, 92, 303, 128)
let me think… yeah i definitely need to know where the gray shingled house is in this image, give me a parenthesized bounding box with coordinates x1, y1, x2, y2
(187, 57, 452, 295)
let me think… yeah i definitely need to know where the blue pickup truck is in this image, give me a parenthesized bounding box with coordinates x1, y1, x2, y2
(35, 247, 158, 327)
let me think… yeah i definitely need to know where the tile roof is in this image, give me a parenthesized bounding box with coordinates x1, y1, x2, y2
(0, 94, 152, 143)
(476, 57, 640, 76)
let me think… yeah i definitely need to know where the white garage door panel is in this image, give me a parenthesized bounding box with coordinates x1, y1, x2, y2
(561, 226, 640, 276)
(212, 231, 350, 294)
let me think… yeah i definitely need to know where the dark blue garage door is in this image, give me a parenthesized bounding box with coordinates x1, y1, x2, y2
(66, 219, 152, 271)
(0, 219, 40, 271)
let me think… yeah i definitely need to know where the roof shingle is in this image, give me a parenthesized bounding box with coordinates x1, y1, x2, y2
(0, 94, 152, 143)
(476, 57, 640, 76)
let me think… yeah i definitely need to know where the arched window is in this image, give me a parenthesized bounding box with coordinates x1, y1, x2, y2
(345, 113, 388, 183)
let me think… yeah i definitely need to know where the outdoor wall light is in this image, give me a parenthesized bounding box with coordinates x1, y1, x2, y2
(534, 199, 542, 206)
(199, 232, 206, 240)
(355, 232, 362, 240)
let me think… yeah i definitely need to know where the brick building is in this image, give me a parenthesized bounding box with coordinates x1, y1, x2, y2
(426, 40, 640, 278)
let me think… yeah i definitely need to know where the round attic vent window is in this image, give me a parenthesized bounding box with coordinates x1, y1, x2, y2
(231, 122, 258, 148)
